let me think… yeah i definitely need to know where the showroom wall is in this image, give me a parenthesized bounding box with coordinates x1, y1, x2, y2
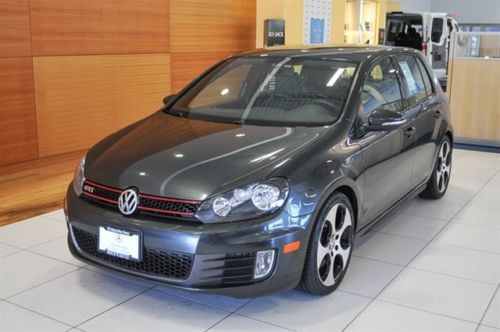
(397, 0, 431, 12)
(0, 0, 256, 166)
(256, 0, 400, 47)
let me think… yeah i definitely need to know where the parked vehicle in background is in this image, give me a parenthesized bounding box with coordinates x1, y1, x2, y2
(384, 11, 459, 80)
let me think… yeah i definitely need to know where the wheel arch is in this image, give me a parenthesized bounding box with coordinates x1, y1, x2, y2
(445, 130, 453, 144)
(316, 178, 361, 232)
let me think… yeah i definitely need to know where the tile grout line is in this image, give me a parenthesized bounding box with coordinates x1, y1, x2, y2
(5, 267, 84, 300)
(404, 266, 500, 286)
(371, 228, 443, 242)
(350, 254, 405, 267)
(4, 299, 74, 329)
(223, 312, 299, 332)
(73, 285, 155, 330)
(1, 235, 84, 267)
(427, 240, 500, 256)
(202, 312, 235, 332)
(341, 168, 500, 331)
(151, 284, 252, 314)
(211, 296, 299, 331)
(448, 220, 500, 232)
(0, 232, 66, 253)
(25, 247, 87, 268)
(475, 283, 500, 332)
(375, 298, 482, 325)
(351, 253, 405, 267)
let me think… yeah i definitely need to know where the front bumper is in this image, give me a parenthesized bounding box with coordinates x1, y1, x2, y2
(65, 186, 314, 298)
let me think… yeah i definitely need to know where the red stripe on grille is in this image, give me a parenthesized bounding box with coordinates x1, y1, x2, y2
(81, 191, 118, 205)
(139, 193, 201, 204)
(138, 206, 195, 216)
(84, 179, 122, 193)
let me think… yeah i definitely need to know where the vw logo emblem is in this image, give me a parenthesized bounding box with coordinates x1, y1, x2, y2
(118, 189, 139, 215)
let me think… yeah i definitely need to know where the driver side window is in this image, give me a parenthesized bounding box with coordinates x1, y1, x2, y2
(360, 57, 403, 125)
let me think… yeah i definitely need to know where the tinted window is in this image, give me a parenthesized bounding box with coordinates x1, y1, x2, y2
(360, 57, 403, 122)
(169, 57, 358, 127)
(431, 18, 444, 43)
(397, 55, 427, 105)
(416, 57, 433, 95)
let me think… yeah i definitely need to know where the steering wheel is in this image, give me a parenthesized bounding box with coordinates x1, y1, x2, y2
(309, 98, 337, 110)
(363, 85, 389, 105)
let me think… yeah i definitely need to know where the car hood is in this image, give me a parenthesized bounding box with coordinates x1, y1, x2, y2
(85, 112, 330, 200)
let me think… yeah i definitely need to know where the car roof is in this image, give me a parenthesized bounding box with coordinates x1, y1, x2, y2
(235, 45, 414, 63)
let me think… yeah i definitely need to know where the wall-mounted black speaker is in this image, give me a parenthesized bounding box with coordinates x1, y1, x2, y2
(264, 19, 285, 46)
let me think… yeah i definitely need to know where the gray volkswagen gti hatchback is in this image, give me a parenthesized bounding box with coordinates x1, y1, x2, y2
(65, 46, 453, 297)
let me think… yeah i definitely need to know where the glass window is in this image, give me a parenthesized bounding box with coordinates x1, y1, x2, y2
(431, 18, 444, 43)
(360, 57, 403, 122)
(397, 55, 427, 105)
(415, 57, 433, 95)
(189, 64, 252, 108)
(169, 57, 358, 127)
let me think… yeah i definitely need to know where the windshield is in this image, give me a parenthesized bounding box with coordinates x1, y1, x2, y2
(166, 56, 358, 127)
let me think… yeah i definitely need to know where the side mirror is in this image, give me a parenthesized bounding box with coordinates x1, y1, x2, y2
(163, 94, 176, 105)
(367, 108, 407, 131)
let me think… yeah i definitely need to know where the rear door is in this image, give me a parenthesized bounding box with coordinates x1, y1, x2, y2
(395, 53, 442, 186)
(428, 14, 447, 73)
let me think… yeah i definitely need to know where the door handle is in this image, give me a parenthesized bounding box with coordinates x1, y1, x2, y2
(404, 126, 416, 138)
(433, 110, 442, 119)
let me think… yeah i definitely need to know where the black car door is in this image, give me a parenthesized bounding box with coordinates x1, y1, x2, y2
(395, 54, 441, 186)
(356, 56, 417, 226)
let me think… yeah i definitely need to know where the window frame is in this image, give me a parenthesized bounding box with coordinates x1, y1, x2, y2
(414, 55, 436, 96)
(355, 54, 406, 135)
(394, 54, 429, 107)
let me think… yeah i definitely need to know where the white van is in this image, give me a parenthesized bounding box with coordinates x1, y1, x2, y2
(384, 11, 459, 79)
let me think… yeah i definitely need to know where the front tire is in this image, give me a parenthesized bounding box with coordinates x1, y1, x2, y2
(420, 136, 452, 199)
(298, 192, 355, 296)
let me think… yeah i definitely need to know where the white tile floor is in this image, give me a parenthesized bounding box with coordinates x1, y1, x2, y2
(1, 149, 499, 332)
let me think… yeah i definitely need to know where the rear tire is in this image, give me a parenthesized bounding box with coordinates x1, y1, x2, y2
(298, 192, 355, 296)
(420, 136, 452, 199)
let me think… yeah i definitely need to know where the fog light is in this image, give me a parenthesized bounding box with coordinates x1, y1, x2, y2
(254, 250, 275, 279)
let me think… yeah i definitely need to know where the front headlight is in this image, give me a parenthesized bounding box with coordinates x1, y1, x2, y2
(72, 155, 86, 196)
(195, 178, 289, 223)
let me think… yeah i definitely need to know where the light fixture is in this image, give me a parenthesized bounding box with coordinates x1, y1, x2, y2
(174, 153, 184, 158)
(255, 250, 275, 279)
(220, 88, 229, 96)
(235, 133, 246, 137)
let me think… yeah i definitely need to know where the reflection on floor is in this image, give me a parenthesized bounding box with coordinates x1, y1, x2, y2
(0, 150, 85, 226)
(0, 149, 499, 331)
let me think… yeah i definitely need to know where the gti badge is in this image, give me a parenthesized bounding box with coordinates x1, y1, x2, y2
(118, 189, 139, 215)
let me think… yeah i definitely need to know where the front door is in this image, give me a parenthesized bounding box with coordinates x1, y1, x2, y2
(356, 56, 416, 225)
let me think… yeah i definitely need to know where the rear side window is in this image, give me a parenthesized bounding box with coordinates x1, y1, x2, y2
(360, 57, 403, 122)
(396, 55, 427, 106)
(431, 18, 444, 43)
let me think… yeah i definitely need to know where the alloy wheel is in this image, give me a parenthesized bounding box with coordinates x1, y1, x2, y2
(436, 141, 452, 193)
(317, 203, 353, 287)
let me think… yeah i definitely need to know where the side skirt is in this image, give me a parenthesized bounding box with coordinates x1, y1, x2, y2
(356, 181, 428, 237)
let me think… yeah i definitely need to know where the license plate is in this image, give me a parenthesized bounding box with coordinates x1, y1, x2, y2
(98, 226, 141, 262)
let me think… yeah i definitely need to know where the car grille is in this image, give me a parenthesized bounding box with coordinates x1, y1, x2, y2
(81, 179, 200, 218)
(72, 226, 193, 280)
